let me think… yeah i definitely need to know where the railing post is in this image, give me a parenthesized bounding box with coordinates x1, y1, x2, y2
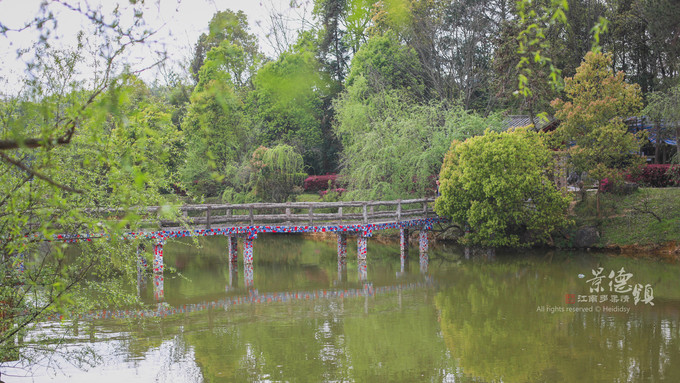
(362, 203, 368, 224)
(308, 206, 314, 226)
(249, 207, 254, 225)
(285, 202, 291, 221)
(206, 205, 212, 230)
(396, 200, 402, 221)
(338, 206, 343, 223)
(422, 201, 428, 218)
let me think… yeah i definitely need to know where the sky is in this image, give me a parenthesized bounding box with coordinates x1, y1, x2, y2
(0, 0, 314, 93)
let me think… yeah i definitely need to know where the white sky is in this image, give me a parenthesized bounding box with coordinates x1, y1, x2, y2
(0, 0, 314, 93)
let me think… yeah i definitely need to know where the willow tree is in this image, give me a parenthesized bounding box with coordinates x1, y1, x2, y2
(248, 145, 306, 202)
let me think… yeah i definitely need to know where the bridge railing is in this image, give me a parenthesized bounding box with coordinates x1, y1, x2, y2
(123, 198, 435, 230)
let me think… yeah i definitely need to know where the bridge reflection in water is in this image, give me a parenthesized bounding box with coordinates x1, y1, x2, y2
(142, 228, 434, 304)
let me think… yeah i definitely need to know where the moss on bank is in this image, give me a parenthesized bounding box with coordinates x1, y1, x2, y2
(572, 187, 680, 249)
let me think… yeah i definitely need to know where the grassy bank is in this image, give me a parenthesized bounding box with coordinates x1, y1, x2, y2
(573, 187, 680, 248)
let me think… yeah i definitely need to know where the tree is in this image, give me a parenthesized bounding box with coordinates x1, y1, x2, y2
(334, 76, 504, 200)
(434, 129, 570, 247)
(345, 31, 425, 100)
(251, 35, 329, 173)
(181, 12, 262, 198)
(551, 51, 643, 189)
(643, 84, 680, 164)
(190, 10, 262, 86)
(0, 2, 181, 366)
(248, 145, 306, 202)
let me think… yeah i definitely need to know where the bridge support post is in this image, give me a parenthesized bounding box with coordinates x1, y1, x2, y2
(419, 230, 429, 273)
(153, 240, 164, 274)
(357, 235, 368, 280)
(136, 244, 147, 293)
(243, 237, 254, 264)
(243, 237, 254, 287)
(227, 236, 238, 263)
(337, 233, 347, 282)
(418, 230, 429, 255)
(337, 233, 347, 259)
(399, 228, 409, 260)
(357, 235, 367, 260)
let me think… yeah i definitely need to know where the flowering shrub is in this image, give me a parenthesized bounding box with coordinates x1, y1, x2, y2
(319, 188, 346, 198)
(303, 174, 338, 192)
(626, 164, 680, 187)
(599, 178, 614, 193)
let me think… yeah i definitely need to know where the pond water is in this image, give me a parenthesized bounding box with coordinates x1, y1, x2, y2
(4, 235, 680, 382)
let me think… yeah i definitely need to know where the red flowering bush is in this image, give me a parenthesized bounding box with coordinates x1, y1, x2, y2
(626, 164, 680, 187)
(303, 174, 338, 192)
(319, 188, 346, 198)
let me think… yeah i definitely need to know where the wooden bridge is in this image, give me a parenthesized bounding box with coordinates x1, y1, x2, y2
(26, 198, 444, 290)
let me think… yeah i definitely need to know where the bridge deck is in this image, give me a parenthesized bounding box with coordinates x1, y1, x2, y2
(37, 198, 442, 243)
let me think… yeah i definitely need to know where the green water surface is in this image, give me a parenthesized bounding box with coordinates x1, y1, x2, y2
(6, 235, 680, 382)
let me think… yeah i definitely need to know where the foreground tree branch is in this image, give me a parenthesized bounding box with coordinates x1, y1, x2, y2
(0, 153, 83, 193)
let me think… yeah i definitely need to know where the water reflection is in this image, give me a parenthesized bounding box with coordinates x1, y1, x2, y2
(154, 274, 164, 302)
(9, 237, 680, 383)
(244, 262, 254, 288)
(226, 261, 238, 291)
(433, 253, 680, 382)
(337, 257, 347, 283)
(357, 259, 367, 281)
(419, 253, 428, 273)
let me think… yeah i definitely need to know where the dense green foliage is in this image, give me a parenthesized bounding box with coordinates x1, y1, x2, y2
(0, 70, 181, 362)
(552, 51, 643, 184)
(435, 129, 570, 247)
(2, 0, 680, 365)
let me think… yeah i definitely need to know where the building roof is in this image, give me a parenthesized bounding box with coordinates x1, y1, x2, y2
(504, 115, 556, 131)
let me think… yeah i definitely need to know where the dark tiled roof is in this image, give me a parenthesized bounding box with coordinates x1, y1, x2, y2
(504, 115, 555, 130)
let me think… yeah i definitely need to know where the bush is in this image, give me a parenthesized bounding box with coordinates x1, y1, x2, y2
(303, 174, 338, 192)
(435, 129, 571, 247)
(319, 188, 346, 199)
(626, 164, 680, 187)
